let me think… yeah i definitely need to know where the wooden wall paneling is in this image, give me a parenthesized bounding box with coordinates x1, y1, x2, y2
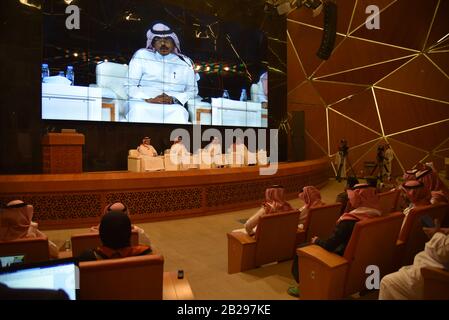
(387, 139, 429, 173)
(389, 122, 449, 151)
(287, 40, 307, 92)
(375, 88, 449, 135)
(377, 55, 449, 102)
(352, 0, 439, 50)
(330, 89, 382, 134)
(288, 81, 325, 106)
(425, 0, 449, 50)
(348, 0, 398, 34)
(315, 56, 414, 85)
(312, 81, 370, 105)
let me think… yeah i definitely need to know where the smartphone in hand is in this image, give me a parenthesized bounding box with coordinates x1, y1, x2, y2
(421, 215, 435, 228)
(177, 270, 184, 279)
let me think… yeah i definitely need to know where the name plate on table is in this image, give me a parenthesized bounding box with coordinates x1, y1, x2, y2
(211, 98, 262, 127)
(42, 83, 102, 121)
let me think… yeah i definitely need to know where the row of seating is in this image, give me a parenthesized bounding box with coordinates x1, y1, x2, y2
(0, 232, 193, 300)
(128, 150, 268, 172)
(227, 189, 449, 299)
(227, 189, 401, 274)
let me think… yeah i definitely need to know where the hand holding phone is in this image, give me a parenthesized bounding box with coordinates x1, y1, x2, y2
(177, 270, 184, 279)
(421, 215, 435, 228)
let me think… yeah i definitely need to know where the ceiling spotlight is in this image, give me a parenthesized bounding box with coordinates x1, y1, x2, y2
(205, 66, 211, 72)
(224, 66, 230, 71)
(73, 52, 79, 57)
(124, 12, 141, 22)
(19, 0, 42, 9)
(64, 0, 74, 5)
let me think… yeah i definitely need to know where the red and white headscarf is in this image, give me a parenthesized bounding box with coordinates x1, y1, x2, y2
(416, 168, 449, 198)
(263, 186, 293, 215)
(298, 186, 325, 209)
(401, 180, 431, 206)
(146, 22, 181, 54)
(403, 169, 418, 181)
(339, 184, 381, 222)
(0, 200, 34, 241)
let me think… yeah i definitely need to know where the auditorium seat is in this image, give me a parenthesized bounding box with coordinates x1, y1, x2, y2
(79, 254, 164, 300)
(71, 231, 139, 258)
(296, 203, 342, 245)
(378, 189, 400, 214)
(0, 237, 50, 263)
(422, 267, 449, 300)
(227, 209, 299, 274)
(396, 203, 448, 267)
(297, 212, 403, 299)
(127, 149, 141, 172)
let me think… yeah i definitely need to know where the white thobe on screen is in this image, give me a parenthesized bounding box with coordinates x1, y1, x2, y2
(127, 49, 197, 124)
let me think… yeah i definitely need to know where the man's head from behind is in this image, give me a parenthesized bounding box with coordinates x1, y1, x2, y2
(146, 22, 180, 56)
(99, 211, 131, 250)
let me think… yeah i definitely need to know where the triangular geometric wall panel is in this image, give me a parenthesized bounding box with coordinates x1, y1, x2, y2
(348, 0, 398, 35)
(375, 88, 449, 134)
(331, 89, 382, 134)
(390, 121, 449, 151)
(387, 138, 429, 173)
(328, 109, 381, 155)
(287, 40, 307, 92)
(377, 54, 449, 102)
(305, 132, 327, 161)
(315, 56, 414, 85)
(312, 81, 370, 105)
(352, 0, 439, 51)
(287, 1, 449, 176)
(287, 21, 345, 76)
(313, 37, 415, 78)
(288, 81, 324, 107)
(425, 0, 449, 50)
(428, 52, 449, 78)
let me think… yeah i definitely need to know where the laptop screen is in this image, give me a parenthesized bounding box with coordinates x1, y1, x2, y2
(0, 259, 78, 300)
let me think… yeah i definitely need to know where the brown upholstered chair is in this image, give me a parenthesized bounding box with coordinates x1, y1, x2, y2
(397, 203, 448, 267)
(296, 203, 342, 245)
(71, 230, 139, 258)
(79, 254, 164, 300)
(297, 212, 404, 299)
(378, 189, 400, 214)
(422, 267, 449, 300)
(0, 237, 50, 263)
(227, 209, 299, 274)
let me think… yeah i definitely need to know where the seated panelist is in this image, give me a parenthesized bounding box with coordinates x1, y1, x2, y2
(137, 137, 158, 157)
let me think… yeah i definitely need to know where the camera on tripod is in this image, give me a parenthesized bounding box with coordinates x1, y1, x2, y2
(376, 145, 385, 162)
(339, 139, 349, 157)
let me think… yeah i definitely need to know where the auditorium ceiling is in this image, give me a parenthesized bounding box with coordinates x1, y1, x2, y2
(287, 0, 449, 177)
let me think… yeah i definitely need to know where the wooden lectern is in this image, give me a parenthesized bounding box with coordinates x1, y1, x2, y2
(42, 133, 85, 174)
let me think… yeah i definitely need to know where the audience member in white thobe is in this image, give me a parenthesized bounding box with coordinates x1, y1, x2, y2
(379, 225, 449, 300)
(233, 186, 294, 236)
(127, 22, 197, 124)
(400, 180, 431, 230)
(0, 200, 59, 259)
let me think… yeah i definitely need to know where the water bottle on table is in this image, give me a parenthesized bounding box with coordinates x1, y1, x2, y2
(66, 66, 75, 85)
(240, 89, 247, 102)
(41, 63, 50, 82)
(222, 89, 230, 99)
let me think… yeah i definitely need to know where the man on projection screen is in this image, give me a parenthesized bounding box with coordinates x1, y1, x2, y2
(127, 22, 198, 124)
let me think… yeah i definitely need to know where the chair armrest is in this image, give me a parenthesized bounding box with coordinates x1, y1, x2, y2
(227, 232, 256, 274)
(163, 271, 194, 300)
(297, 245, 349, 299)
(297, 245, 348, 269)
(422, 267, 449, 300)
(227, 231, 256, 245)
(421, 267, 449, 282)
